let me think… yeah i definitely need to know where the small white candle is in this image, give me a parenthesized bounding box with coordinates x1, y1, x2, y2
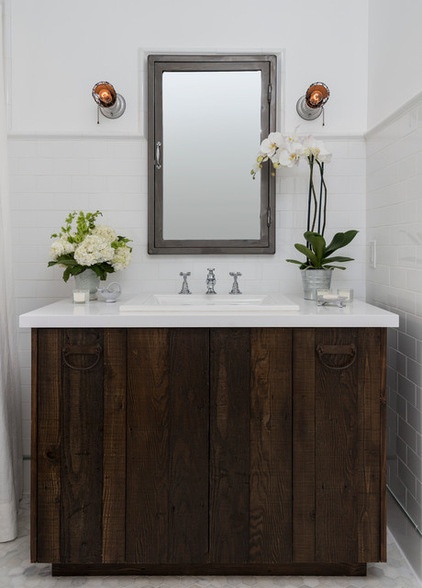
(321, 293, 338, 300)
(73, 289, 88, 304)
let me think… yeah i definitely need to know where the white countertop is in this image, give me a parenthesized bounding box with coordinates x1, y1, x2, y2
(19, 295, 399, 329)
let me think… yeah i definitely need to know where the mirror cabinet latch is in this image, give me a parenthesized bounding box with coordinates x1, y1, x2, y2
(155, 141, 162, 169)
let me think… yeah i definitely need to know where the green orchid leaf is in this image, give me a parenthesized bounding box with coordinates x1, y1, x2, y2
(304, 231, 326, 263)
(322, 255, 355, 264)
(294, 243, 313, 257)
(285, 258, 304, 265)
(294, 243, 319, 267)
(325, 230, 358, 256)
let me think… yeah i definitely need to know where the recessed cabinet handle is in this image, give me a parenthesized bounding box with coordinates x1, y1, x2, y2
(62, 344, 102, 371)
(155, 141, 162, 169)
(316, 343, 356, 370)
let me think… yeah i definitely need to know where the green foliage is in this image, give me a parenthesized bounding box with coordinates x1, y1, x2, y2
(286, 230, 358, 270)
(50, 210, 103, 243)
(47, 255, 115, 282)
(48, 210, 132, 282)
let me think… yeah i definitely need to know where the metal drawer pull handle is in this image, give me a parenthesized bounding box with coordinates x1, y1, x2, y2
(316, 343, 356, 370)
(155, 141, 162, 169)
(62, 344, 102, 371)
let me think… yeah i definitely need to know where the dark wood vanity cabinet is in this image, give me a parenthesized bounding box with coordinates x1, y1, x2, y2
(31, 327, 386, 576)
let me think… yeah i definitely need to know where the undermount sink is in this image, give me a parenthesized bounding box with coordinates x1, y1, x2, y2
(120, 293, 300, 312)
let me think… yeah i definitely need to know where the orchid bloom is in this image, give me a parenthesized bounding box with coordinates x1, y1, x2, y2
(283, 130, 300, 145)
(251, 132, 331, 178)
(275, 141, 303, 168)
(259, 131, 283, 158)
(302, 136, 332, 163)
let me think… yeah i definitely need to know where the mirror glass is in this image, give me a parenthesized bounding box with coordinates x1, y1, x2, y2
(148, 54, 277, 254)
(163, 71, 261, 240)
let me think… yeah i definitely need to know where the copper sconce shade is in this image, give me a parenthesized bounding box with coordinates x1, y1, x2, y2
(92, 81, 126, 121)
(296, 82, 330, 123)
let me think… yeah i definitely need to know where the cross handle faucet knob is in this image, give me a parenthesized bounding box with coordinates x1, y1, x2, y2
(229, 272, 242, 295)
(179, 272, 191, 294)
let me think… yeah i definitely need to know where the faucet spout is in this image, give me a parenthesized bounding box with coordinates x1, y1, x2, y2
(206, 268, 216, 294)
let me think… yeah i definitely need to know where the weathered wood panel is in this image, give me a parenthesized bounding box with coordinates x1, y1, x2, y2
(210, 328, 292, 564)
(315, 328, 360, 562)
(126, 328, 209, 564)
(34, 329, 62, 562)
(209, 328, 251, 563)
(60, 329, 104, 564)
(292, 328, 316, 562)
(102, 328, 127, 563)
(313, 328, 384, 563)
(357, 328, 385, 562)
(249, 328, 293, 563)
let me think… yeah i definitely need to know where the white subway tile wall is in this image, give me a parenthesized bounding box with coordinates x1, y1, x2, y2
(9, 134, 366, 491)
(367, 100, 422, 531)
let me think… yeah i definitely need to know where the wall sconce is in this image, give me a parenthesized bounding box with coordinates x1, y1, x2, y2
(92, 81, 126, 123)
(296, 82, 330, 125)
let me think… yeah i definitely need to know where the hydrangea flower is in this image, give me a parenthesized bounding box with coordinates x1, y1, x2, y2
(50, 237, 75, 260)
(111, 244, 132, 271)
(48, 210, 132, 282)
(74, 235, 115, 266)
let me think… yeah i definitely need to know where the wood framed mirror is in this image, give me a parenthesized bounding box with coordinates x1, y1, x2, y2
(147, 54, 277, 254)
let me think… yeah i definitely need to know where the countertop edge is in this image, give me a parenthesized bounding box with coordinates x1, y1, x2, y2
(19, 296, 400, 329)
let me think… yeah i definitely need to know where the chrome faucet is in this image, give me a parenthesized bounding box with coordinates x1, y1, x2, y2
(229, 272, 242, 294)
(179, 272, 191, 294)
(206, 268, 216, 294)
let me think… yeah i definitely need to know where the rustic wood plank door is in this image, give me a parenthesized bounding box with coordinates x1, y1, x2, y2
(32, 327, 127, 564)
(126, 328, 210, 564)
(126, 327, 293, 566)
(293, 328, 386, 564)
(209, 328, 293, 564)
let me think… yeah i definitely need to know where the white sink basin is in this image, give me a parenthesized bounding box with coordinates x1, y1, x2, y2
(120, 293, 299, 312)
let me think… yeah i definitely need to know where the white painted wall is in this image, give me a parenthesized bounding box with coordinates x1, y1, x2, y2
(5, 0, 369, 135)
(367, 0, 422, 129)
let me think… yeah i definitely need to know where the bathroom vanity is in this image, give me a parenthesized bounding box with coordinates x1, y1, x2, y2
(20, 296, 398, 577)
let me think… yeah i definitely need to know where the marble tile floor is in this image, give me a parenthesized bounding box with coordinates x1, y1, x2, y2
(0, 497, 420, 588)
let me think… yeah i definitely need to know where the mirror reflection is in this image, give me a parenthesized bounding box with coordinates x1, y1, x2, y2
(163, 71, 261, 240)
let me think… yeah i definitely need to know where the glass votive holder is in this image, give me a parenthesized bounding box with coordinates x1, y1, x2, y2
(316, 288, 331, 298)
(73, 289, 90, 304)
(316, 289, 346, 307)
(337, 288, 354, 302)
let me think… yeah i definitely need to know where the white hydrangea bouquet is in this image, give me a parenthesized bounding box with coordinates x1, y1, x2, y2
(48, 210, 132, 282)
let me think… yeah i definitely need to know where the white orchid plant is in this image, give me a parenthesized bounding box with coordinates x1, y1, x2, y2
(48, 210, 132, 281)
(252, 132, 358, 270)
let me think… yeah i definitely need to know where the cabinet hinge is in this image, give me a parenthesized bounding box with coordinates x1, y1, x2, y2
(268, 84, 272, 103)
(267, 208, 272, 227)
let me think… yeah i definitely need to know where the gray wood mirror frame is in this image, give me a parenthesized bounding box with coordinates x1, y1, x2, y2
(147, 54, 277, 254)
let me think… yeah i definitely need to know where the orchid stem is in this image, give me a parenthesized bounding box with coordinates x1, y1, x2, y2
(306, 156, 313, 233)
(308, 156, 318, 233)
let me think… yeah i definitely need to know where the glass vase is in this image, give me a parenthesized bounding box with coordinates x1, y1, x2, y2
(73, 269, 100, 300)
